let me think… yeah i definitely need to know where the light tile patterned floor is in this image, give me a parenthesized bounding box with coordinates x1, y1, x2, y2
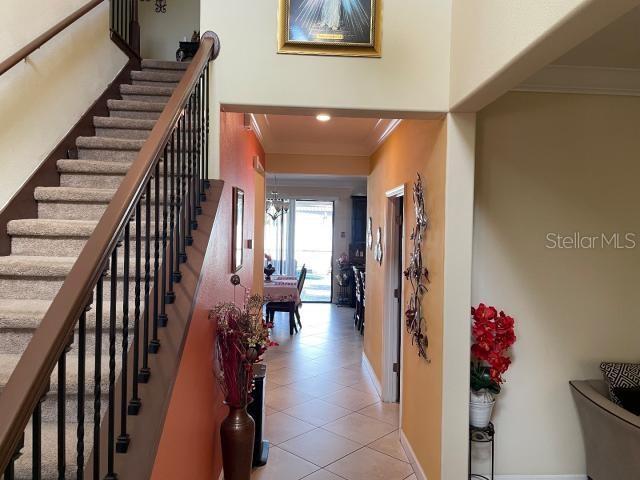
(252, 304, 414, 480)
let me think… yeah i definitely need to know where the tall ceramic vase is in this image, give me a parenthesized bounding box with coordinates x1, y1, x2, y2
(220, 404, 255, 480)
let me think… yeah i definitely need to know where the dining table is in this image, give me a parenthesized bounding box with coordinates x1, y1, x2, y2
(263, 275, 301, 305)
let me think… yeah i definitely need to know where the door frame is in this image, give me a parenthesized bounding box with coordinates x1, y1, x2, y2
(382, 184, 405, 404)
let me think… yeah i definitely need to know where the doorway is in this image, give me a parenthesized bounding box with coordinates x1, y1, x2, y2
(294, 200, 335, 302)
(383, 185, 405, 403)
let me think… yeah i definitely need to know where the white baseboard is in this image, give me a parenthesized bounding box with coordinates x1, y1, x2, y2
(362, 352, 383, 397)
(494, 476, 587, 480)
(399, 429, 427, 480)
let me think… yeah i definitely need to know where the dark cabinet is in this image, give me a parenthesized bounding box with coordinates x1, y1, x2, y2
(350, 196, 367, 265)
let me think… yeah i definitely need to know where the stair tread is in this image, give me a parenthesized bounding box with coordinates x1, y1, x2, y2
(35, 187, 116, 203)
(120, 84, 174, 96)
(141, 59, 189, 71)
(0, 297, 136, 331)
(8, 219, 98, 236)
(8, 218, 158, 238)
(93, 116, 155, 130)
(76, 136, 145, 151)
(107, 99, 166, 112)
(0, 254, 141, 279)
(57, 159, 131, 175)
(131, 69, 182, 83)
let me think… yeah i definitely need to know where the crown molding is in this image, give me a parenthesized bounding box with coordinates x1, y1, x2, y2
(515, 64, 640, 97)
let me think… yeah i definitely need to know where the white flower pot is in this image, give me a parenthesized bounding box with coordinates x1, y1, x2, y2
(469, 399, 495, 428)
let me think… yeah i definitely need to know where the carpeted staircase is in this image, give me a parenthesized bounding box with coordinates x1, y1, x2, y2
(0, 59, 188, 478)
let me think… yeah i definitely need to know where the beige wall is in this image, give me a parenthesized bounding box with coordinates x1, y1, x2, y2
(0, 1, 127, 211)
(140, 0, 200, 60)
(474, 92, 640, 475)
(202, 0, 452, 178)
(266, 153, 369, 176)
(449, 0, 640, 111)
(367, 119, 447, 479)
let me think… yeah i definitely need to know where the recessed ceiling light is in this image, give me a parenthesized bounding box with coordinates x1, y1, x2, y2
(316, 113, 331, 122)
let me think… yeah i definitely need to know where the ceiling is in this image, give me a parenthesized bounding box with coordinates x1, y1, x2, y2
(250, 114, 400, 156)
(553, 6, 640, 68)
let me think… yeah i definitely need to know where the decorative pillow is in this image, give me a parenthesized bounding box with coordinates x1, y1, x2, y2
(600, 362, 640, 405)
(613, 387, 640, 416)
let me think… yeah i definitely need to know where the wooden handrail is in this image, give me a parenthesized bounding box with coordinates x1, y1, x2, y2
(0, 0, 106, 76)
(0, 31, 220, 474)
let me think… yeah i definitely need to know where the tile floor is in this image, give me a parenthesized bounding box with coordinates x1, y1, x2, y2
(252, 304, 414, 480)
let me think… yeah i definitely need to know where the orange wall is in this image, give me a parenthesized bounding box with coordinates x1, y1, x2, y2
(150, 112, 265, 480)
(366, 119, 447, 479)
(266, 153, 369, 176)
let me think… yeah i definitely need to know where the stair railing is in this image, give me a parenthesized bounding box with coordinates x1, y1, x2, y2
(110, 0, 141, 58)
(0, 31, 220, 479)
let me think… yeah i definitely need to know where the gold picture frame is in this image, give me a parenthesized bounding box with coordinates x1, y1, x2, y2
(278, 0, 382, 57)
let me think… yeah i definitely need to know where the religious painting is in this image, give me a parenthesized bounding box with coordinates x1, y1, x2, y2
(278, 0, 381, 57)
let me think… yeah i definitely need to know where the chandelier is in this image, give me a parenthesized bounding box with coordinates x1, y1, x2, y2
(266, 188, 290, 221)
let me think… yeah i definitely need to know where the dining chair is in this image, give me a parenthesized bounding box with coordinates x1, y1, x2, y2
(266, 265, 307, 335)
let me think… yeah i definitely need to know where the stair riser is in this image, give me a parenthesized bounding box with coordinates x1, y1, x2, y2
(60, 173, 125, 189)
(110, 110, 161, 120)
(132, 80, 179, 88)
(142, 67, 187, 74)
(95, 127, 150, 140)
(38, 201, 166, 221)
(78, 148, 139, 163)
(121, 94, 170, 104)
(0, 278, 138, 301)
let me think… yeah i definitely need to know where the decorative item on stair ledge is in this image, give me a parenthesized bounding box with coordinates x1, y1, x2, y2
(404, 173, 430, 359)
(470, 303, 517, 428)
(211, 294, 275, 480)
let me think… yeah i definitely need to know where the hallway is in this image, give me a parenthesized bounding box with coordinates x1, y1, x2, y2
(254, 304, 415, 480)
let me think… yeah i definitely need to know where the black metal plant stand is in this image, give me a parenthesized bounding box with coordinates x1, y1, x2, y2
(469, 422, 495, 480)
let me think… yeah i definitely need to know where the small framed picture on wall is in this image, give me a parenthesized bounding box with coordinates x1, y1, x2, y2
(232, 187, 245, 272)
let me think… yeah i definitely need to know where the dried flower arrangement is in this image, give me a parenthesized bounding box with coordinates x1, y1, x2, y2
(210, 294, 275, 407)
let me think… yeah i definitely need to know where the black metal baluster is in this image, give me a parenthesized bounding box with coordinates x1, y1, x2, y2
(140, 183, 151, 382)
(190, 94, 200, 223)
(129, 204, 142, 414)
(149, 161, 161, 354)
(159, 142, 170, 325)
(185, 98, 194, 245)
(4, 437, 23, 480)
(117, 224, 131, 453)
(195, 83, 202, 213)
(205, 64, 210, 189)
(104, 250, 118, 480)
(32, 396, 42, 480)
(175, 117, 185, 274)
(58, 338, 72, 480)
(166, 130, 177, 301)
(93, 273, 104, 480)
(198, 75, 205, 204)
(179, 114, 188, 262)
(77, 304, 88, 480)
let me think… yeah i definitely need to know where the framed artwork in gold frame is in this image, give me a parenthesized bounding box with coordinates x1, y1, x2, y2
(278, 0, 382, 57)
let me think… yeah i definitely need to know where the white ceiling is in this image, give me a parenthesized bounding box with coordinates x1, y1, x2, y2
(251, 114, 400, 156)
(553, 5, 640, 69)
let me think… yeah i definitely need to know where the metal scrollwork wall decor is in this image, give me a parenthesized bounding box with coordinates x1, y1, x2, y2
(374, 227, 383, 265)
(155, 0, 167, 13)
(404, 173, 430, 360)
